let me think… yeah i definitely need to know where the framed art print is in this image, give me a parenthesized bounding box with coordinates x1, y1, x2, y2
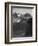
(5, 2, 37, 44)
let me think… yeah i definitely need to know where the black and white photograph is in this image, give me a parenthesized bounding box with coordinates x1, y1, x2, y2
(5, 2, 37, 44)
(11, 7, 32, 38)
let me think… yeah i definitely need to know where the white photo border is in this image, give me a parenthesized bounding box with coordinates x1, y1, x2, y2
(9, 3, 36, 42)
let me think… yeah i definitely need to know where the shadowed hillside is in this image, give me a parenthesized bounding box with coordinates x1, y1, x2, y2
(11, 13, 32, 38)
